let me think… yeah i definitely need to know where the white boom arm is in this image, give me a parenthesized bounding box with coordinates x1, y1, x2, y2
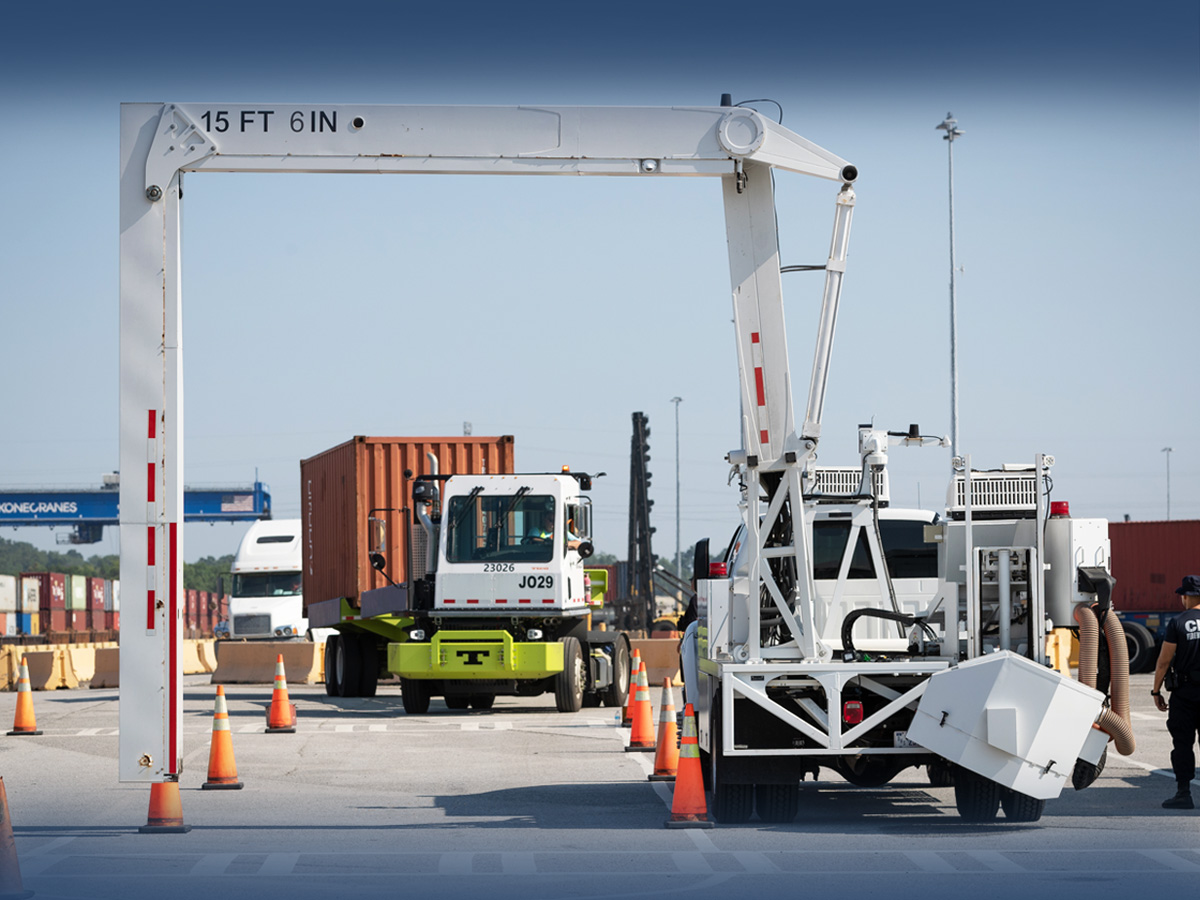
(119, 101, 856, 781)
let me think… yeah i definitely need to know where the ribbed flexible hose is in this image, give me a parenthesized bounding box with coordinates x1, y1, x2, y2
(1075, 604, 1099, 689)
(1074, 604, 1135, 755)
(1100, 609, 1135, 755)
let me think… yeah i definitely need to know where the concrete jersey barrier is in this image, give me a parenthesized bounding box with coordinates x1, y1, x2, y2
(210, 641, 323, 685)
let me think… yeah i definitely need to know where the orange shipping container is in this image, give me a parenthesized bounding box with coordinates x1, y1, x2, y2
(300, 435, 515, 612)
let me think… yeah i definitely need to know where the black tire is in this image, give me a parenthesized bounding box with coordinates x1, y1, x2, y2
(1122, 621, 1156, 674)
(470, 693, 495, 710)
(755, 783, 799, 823)
(400, 678, 431, 714)
(1000, 789, 1046, 822)
(336, 631, 363, 698)
(953, 769, 1002, 822)
(358, 634, 379, 697)
(444, 695, 470, 710)
(927, 762, 955, 787)
(601, 636, 631, 709)
(324, 635, 341, 697)
(710, 696, 753, 824)
(554, 636, 584, 713)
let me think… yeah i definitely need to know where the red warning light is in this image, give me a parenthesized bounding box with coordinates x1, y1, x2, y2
(1050, 501, 1070, 517)
(843, 700, 864, 725)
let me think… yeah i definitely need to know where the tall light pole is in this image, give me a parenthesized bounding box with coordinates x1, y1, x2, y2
(936, 112, 964, 459)
(1163, 446, 1173, 519)
(671, 396, 683, 604)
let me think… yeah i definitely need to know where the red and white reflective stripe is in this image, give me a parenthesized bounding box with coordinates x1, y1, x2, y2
(443, 599, 456, 604)
(495, 599, 508, 604)
(518, 599, 531, 605)
(750, 333, 770, 446)
(146, 410, 157, 634)
(168, 520, 179, 774)
(466, 599, 479, 605)
(541, 599, 554, 604)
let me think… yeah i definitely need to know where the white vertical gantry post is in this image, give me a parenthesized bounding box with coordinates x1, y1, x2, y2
(119, 104, 185, 783)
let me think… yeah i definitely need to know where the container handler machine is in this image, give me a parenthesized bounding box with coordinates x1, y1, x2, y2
(684, 213, 1131, 822)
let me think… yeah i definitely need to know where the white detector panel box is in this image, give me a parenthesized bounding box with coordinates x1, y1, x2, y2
(908, 651, 1103, 800)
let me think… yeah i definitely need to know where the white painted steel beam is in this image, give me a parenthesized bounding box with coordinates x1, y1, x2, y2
(120, 100, 857, 783)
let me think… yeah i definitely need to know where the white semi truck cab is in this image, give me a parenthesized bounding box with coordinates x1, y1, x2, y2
(227, 518, 309, 639)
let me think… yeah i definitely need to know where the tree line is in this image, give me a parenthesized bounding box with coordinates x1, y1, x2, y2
(0, 537, 233, 593)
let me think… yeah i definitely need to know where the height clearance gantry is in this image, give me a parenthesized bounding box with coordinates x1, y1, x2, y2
(118, 99, 857, 784)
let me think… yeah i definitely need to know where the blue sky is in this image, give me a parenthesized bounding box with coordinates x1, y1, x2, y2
(1, 1, 1197, 564)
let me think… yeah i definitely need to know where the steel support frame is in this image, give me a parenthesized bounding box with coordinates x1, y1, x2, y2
(119, 100, 855, 783)
(717, 660, 949, 757)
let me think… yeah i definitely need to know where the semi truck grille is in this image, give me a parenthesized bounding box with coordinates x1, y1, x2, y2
(233, 614, 271, 635)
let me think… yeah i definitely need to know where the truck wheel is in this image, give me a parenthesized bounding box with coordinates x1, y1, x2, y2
(927, 761, 954, 787)
(1122, 621, 1155, 674)
(953, 769, 1001, 822)
(358, 635, 379, 697)
(755, 783, 799, 823)
(600, 636, 630, 709)
(444, 696, 470, 710)
(337, 631, 363, 698)
(324, 635, 341, 697)
(1000, 788, 1045, 822)
(554, 637, 584, 713)
(470, 693, 495, 710)
(400, 678, 431, 714)
(710, 697, 753, 824)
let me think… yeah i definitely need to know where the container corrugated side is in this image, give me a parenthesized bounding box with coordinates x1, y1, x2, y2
(0, 575, 16, 613)
(1109, 520, 1200, 612)
(23, 573, 66, 610)
(67, 574, 87, 610)
(301, 435, 515, 612)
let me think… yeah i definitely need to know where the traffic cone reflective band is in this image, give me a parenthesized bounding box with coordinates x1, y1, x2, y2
(0, 777, 32, 898)
(202, 686, 244, 790)
(625, 661, 656, 752)
(266, 654, 297, 732)
(621, 648, 641, 727)
(665, 703, 712, 828)
(7, 657, 41, 736)
(649, 678, 679, 780)
(138, 781, 191, 834)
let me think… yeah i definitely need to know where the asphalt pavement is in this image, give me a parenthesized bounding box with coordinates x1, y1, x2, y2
(0, 671, 1196, 900)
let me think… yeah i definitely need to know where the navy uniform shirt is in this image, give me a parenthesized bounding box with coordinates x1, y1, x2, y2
(1165, 606, 1200, 680)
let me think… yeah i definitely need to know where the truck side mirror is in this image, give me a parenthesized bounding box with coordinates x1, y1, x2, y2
(577, 541, 594, 560)
(369, 551, 387, 572)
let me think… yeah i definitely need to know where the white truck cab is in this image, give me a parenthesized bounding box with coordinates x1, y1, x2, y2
(228, 518, 308, 639)
(434, 473, 593, 612)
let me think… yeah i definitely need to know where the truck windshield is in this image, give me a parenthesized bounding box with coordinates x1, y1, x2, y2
(232, 572, 302, 597)
(811, 519, 938, 580)
(446, 494, 555, 564)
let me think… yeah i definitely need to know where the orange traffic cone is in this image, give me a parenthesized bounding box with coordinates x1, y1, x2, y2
(625, 661, 656, 753)
(138, 781, 191, 833)
(621, 648, 641, 727)
(7, 657, 41, 736)
(665, 703, 712, 828)
(649, 678, 679, 780)
(0, 777, 32, 898)
(202, 686, 243, 790)
(266, 654, 297, 733)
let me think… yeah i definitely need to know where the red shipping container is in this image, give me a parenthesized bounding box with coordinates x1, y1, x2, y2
(23, 572, 67, 610)
(300, 435, 515, 612)
(87, 577, 107, 610)
(88, 609, 109, 631)
(186, 590, 199, 629)
(1109, 520, 1200, 612)
(70, 610, 87, 631)
(40, 609, 67, 633)
(111, 611, 120, 631)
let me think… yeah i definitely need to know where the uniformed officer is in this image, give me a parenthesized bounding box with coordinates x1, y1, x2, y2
(1151, 574, 1200, 810)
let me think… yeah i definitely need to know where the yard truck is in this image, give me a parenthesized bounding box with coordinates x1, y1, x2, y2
(302, 436, 629, 712)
